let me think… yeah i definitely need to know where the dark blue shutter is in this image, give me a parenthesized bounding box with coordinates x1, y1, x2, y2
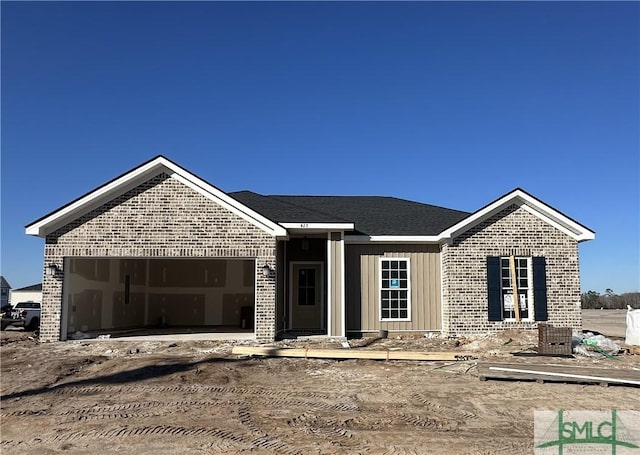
(487, 257, 502, 321)
(532, 257, 548, 321)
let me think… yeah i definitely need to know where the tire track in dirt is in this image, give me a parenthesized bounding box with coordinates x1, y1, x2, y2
(1, 400, 218, 418)
(463, 441, 533, 455)
(411, 393, 477, 420)
(48, 384, 331, 399)
(286, 412, 354, 438)
(393, 412, 460, 431)
(237, 404, 306, 455)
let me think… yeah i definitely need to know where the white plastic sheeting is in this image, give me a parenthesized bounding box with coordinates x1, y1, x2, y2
(626, 305, 640, 346)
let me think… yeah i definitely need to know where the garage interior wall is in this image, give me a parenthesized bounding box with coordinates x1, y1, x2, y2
(65, 258, 255, 334)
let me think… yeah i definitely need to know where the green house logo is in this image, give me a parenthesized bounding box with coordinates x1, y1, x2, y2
(535, 410, 640, 454)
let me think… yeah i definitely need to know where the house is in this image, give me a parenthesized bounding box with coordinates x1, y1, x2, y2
(1, 276, 11, 309)
(26, 156, 595, 343)
(10, 283, 43, 305)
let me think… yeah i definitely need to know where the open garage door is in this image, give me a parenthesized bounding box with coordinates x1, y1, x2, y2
(63, 258, 255, 339)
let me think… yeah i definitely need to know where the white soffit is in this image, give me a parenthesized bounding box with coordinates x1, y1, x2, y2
(25, 156, 287, 238)
(440, 189, 595, 242)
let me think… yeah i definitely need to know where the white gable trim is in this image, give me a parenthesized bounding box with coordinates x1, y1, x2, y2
(25, 156, 287, 238)
(440, 189, 595, 243)
(169, 172, 287, 238)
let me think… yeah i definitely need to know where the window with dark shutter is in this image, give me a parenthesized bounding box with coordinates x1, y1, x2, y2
(532, 257, 548, 321)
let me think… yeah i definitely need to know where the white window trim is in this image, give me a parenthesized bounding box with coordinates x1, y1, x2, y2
(379, 257, 411, 322)
(501, 256, 534, 322)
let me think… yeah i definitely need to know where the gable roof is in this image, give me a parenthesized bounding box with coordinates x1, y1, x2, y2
(231, 192, 470, 236)
(25, 156, 287, 238)
(12, 283, 42, 292)
(0, 276, 10, 289)
(25, 157, 594, 243)
(440, 188, 595, 242)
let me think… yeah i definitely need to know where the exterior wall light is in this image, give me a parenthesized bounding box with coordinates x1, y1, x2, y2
(46, 263, 61, 277)
(262, 264, 274, 278)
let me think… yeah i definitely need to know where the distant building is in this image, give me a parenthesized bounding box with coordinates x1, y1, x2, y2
(10, 283, 43, 305)
(1, 276, 11, 308)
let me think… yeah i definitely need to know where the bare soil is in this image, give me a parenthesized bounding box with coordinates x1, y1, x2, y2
(1, 310, 638, 454)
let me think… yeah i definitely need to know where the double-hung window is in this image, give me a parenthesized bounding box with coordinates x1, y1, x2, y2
(487, 256, 548, 322)
(380, 258, 410, 321)
(500, 257, 532, 320)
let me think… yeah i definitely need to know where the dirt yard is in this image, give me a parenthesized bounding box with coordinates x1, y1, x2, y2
(1, 310, 638, 454)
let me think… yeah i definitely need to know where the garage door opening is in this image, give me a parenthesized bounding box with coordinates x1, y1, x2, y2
(62, 258, 255, 340)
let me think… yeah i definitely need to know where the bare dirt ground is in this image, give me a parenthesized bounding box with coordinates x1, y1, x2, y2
(1, 310, 638, 454)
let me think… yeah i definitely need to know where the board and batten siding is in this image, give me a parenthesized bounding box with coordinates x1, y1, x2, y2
(345, 244, 441, 333)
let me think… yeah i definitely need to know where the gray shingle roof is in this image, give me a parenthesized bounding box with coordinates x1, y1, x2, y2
(230, 191, 470, 236)
(13, 283, 42, 292)
(0, 276, 10, 289)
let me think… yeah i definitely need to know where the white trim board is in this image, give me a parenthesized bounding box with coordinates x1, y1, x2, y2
(26, 156, 287, 239)
(440, 189, 595, 243)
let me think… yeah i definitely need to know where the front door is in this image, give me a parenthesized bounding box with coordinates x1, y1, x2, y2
(290, 262, 324, 331)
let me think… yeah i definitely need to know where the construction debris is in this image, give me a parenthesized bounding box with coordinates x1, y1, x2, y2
(478, 362, 640, 387)
(574, 332, 620, 358)
(231, 346, 475, 361)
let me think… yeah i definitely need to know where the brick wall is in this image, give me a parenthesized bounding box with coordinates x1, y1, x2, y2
(40, 173, 277, 342)
(441, 204, 581, 336)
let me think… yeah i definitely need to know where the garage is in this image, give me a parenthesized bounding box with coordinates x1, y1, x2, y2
(62, 258, 255, 339)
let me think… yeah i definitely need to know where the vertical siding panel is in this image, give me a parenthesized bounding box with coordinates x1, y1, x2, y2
(415, 253, 430, 328)
(436, 251, 442, 329)
(418, 253, 422, 328)
(347, 244, 441, 333)
(371, 253, 378, 330)
(429, 252, 436, 329)
(424, 252, 431, 329)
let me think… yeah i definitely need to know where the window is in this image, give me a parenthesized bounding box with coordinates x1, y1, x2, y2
(380, 258, 410, 321)
(500, 257, 532, 320)
(487, 256, 548, 322)
(297, 268, 316, 305)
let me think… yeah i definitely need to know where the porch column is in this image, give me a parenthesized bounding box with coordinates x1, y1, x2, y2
(327, 231, 346, 337)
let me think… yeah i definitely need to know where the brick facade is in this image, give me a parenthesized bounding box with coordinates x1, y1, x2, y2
(441, 204, 581, 336)
(40, 173, 277, 342)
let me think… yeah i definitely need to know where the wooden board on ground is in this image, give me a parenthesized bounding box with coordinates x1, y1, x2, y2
(621, 344, 640, 355)
(232, 346, 475, 361)
(478, 362, 640, 387)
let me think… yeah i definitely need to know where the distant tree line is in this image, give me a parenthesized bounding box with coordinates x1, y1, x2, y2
(581, 289, 640, 309)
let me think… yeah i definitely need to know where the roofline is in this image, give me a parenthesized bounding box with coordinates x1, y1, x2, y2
(439, 188, 595, 242)
(11, 283, 43, 292)
(280, 222, 355, 232)
(25, 156, 288, 238)
(345, 235, 441, 244)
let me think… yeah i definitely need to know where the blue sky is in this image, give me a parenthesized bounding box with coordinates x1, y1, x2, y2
(1, 1, 638, 293)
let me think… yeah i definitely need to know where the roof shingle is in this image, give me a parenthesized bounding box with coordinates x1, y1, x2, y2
(230, 191, 470, 236)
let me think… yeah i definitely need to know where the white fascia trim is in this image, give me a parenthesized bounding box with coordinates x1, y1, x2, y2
(345, 235, 441, 244)
(170, 172, 287, 238)
(26, 158, 171, 236)
(440, 189, 595, 243)
(281, 222, 355, 231)
(518, 205, 583, 240)
(25, 156, 288, 239)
